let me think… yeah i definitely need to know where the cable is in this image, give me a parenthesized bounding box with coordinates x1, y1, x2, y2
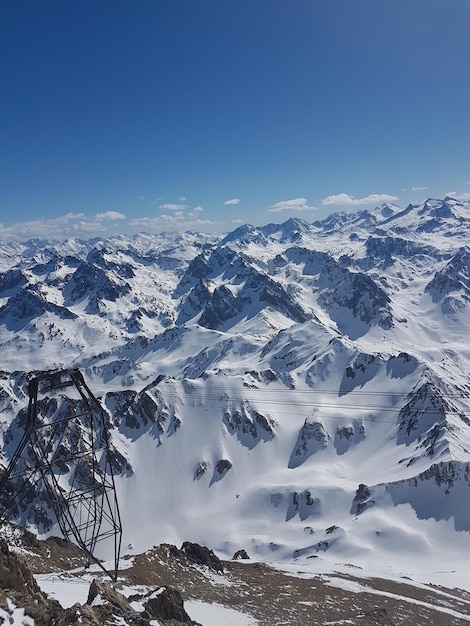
(119, 388, 470, 429)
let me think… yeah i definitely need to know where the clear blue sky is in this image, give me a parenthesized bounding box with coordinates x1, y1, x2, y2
(1, 0, 469, 241)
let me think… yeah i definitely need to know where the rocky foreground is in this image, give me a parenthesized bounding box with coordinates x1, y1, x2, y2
(1, 524, 470, 626)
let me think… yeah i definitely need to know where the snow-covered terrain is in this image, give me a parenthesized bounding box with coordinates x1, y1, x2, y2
(1, 197, 470, 596)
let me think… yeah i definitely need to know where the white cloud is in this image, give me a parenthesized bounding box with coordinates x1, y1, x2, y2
(70, 220, 107, 233)
(444, 191, 470, 201)
(231, 219, 245, 225)
(129, 213, 217, 233)
(188, 206, 204, 219)
(0, 213, 108, 242)
(194, 218, 216, 226)
(322, 193, 399, 206)
(59, 212, 87, 221)
(159, 203, 189, 211)
(0, 202, 218, 243)
(411, 186, 428, 192)
(95, 211, 126, 221)
(224, 198, 240, 206)
(268, 197, 318, 213)
(131, 213, 192, 230)
(130, 215, 182, 228)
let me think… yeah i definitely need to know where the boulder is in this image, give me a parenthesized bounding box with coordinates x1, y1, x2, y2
(232, 549, 250, 560)
(181, 541, 224, 573)
(143, 586, 199, 624)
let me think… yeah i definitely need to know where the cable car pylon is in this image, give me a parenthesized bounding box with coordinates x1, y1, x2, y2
(0, 368, 122, 581)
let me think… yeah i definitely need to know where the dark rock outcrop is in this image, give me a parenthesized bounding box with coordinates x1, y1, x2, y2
(0, 539, 64, 626)
(232, 549, 250, 560)
(289, 418, 329, 468)
(0, 538, 199, 625)
(181, 541, 224, 573)
(143, 586, 201, 625)
(87, 578, 134, 621)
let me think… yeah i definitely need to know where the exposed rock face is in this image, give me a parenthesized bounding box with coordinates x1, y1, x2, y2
(351, 461, 470, 532)
(0, 538, 39, 593)
(289, 417, 329, 468)
(232, 549, 250, 560)
(0, 539, 64, 626)
(0, 268, 28, 294)
(106, 383, 178, 439)
(319, 271, 393, 335)
(194, 459, 210, 479)
(334, 422, 365, 455)
(223, 406, 275, 447)
(0, 287, 77, 327)
(340, 352, 382, 394)
(425, 247, 470, 316)
(214, 458, 232, 478)
(0, 538, 201, 626)
(397, 380, 448, 450)
(87, 578, 134, 620)
(64, 261, 131, 306)
(283, 246, 393, 336)
(85, 248, 135, 279)
(198, 283, 245, 329)
(385, 461, 470, 531)
(143, 586, 201, 625)
(365, 234, 436, 262)
(351, 483, 373, 515)
(181, 541, 224, 573)
(286, 489, 321, 521)
(177, 246, 309, 330)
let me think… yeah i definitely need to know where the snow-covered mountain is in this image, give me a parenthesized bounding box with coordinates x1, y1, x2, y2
(1, 197, 470, 589)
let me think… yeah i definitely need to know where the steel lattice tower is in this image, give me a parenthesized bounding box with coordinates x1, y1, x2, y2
(0, 368, 122, 580)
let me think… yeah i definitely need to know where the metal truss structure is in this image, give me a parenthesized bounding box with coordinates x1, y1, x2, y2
(0, 368, 122, 580)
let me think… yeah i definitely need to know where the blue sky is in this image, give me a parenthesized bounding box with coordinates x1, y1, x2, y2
(1, 0, 469, 241)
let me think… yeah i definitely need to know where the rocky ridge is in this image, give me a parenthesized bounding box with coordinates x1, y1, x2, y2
(2, 524, 470, 625)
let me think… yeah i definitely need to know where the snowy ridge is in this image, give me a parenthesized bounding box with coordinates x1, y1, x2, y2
(1, 198, 470, 589)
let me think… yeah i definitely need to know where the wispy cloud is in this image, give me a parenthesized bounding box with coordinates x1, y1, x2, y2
(322, 193, 399, 206)
(95, 211, 126, 221)
(129, 212, 217, 232)
(0, 202, 219, 242)
(224, 198, 240, 206)
(130, 215, 182, 228)
(159, 203, 189, 211)
(0, 213, 109, 242)
(231, 219, 245, 225)
(445, 191, 470, 201)
(411, 186, 428, 192)
(187, 206, 204, 218)
(268, 197, 318, 213)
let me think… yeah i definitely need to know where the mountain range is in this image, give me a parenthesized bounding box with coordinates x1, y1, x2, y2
(1, 196, 470, 592)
